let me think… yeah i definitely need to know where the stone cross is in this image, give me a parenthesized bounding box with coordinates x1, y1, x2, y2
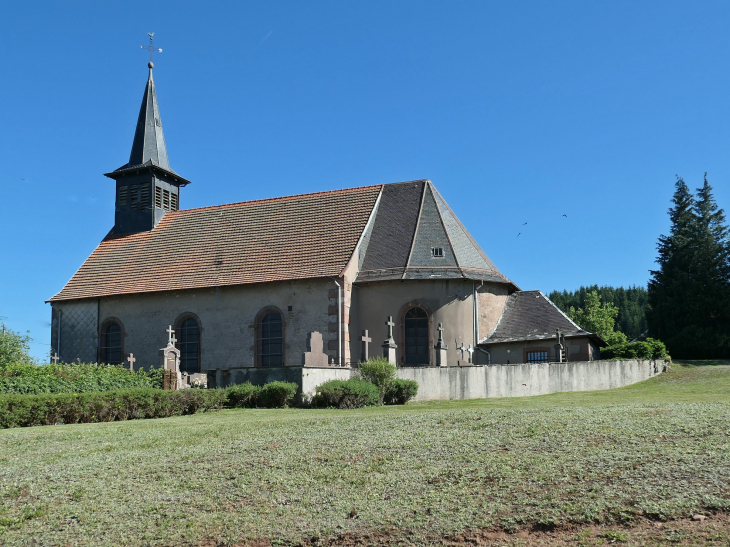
(467, 345, 474, 363)
(457, 342, 467, 361)
(434, 323, 448, 367)
(361, 329, 372, 361)
(127, 353, 136, 371)
(166, 325, 176, 347)
(51, 352, 59, 364)
(382, 316, 398, 364)
(435, 323, 447, 348)
(386, 316, 395, 340)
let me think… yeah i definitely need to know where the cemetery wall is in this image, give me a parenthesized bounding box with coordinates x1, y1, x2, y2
(397, 359, 667, 401)
(248, 359, 665, 400)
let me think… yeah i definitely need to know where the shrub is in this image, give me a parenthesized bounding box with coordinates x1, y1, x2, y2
(224, 381, 297, 409)
(258, 381, 298, 408)
(0, 388, 227, 429)
(601, 338, 670, 361)
(225, 382, 261, 408)
(0, 325, 33, 367)
(312, 378, 379, 409)
(358, 357, 397, 404)
(383, 379, 418, 405)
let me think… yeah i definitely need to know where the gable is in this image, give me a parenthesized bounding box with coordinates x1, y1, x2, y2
(357, 180, 513, 285)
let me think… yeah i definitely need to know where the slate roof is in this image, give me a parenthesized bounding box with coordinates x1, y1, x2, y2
(49, 185, 382, 301)
(104, 66, 190, 185)
(356, 180, 511, 284)
(480, 290, 598, 344)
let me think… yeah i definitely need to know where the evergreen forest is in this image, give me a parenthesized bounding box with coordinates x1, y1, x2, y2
(549, 286, 648, 340)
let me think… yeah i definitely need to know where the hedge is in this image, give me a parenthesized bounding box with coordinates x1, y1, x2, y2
(600, 338, 669, 361)
(225, 381, 298, 409)
(0, 388, 227, 429)
(0, 361, 162, 395)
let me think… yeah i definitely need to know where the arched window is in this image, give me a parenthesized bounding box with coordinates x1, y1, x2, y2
(100, 321, 123, 364)
(177, 317, 200, 374)
(404, 307, 429, 366)
(257, 311, 283, 367)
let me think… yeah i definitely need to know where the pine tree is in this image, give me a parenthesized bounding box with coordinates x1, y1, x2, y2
(647, 175, 730, 358)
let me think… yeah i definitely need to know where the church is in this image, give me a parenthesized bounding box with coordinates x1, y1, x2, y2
(48, 59, 604, 387)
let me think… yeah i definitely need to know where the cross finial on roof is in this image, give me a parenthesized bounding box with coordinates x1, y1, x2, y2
(141, 32, 162, 68)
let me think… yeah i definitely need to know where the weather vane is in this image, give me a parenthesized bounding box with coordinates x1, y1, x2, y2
(141, 32, 162, 66)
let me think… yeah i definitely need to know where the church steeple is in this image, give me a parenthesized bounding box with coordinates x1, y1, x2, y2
(104, 36, 190, 236)
(128, 63, 171, 170)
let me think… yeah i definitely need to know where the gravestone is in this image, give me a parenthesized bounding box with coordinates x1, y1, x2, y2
(434, 323, 448, 367)
(302, 331, 329, 367)
(456, 342, 467, 365)
(466, 345, 474, 365)
(126, 353, 136, 371)
(382, 316, 398, 364)
(159, 325, 182, 389)
(51, 352, 59, 365)
(361, 330, 372, 362)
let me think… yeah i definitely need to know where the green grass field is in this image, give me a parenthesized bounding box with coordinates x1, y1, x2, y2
(0, 361, 728, 546)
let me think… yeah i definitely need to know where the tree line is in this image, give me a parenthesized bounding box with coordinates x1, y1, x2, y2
(551, 174, 730, 360)
(549, 286, 648, 340)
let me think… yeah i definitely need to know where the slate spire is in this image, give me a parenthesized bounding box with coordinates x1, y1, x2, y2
(104, 51, 190, 236)
(128, 62, 171, 170)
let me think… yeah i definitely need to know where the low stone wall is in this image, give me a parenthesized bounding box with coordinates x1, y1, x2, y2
(398, 359, 668, 401)
(209, 359, 667, 401)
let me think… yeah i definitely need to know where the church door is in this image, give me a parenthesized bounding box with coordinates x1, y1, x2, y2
(404, 307, 429, 366)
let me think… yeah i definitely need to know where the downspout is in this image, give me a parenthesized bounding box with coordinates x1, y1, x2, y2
(472, 281, 478, 350)
(50, 304, 62, 359)
(333, 279, 342, 366)
(477, 347, 491, 365)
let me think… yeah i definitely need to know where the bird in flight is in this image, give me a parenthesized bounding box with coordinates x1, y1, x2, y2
(517, 233, 521, 237)
(562, 214, 567, 217)
(522, 222, 527, 226)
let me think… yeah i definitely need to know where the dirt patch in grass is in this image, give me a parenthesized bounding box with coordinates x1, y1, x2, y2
(213, 513, 730, 546)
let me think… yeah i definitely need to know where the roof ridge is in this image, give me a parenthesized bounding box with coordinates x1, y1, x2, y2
(168, 183, 386, 215)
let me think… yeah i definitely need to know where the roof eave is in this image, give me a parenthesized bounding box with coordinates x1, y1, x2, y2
(104, 164, 191, 186)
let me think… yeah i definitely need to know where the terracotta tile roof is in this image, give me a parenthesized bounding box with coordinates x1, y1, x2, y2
(50, 185, 383, 301)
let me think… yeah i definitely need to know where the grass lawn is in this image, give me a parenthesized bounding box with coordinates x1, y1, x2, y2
(0, 361, 729, 546)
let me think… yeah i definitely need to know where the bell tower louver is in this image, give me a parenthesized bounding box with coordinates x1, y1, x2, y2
(104, 56, 190, 236)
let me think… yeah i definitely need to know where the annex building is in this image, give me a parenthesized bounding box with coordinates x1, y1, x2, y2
(48, 60, 604, 386)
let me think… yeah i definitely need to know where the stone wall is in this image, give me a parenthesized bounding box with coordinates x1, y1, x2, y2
(214, 359, 666, 401)
(398, 359, 667, 401)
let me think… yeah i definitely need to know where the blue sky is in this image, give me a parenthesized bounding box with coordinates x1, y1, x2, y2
(1, 1, 729, 360)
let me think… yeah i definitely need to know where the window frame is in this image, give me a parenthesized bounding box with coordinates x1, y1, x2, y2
(174, 313, 202, 374)
(524, 348, 550, 364)
(254, 307, 285, 367)
(98, 317, 125, 365)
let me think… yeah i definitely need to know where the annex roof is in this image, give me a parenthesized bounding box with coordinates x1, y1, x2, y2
(49, 185, 382, 301)
(479, 290, 603, 345)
